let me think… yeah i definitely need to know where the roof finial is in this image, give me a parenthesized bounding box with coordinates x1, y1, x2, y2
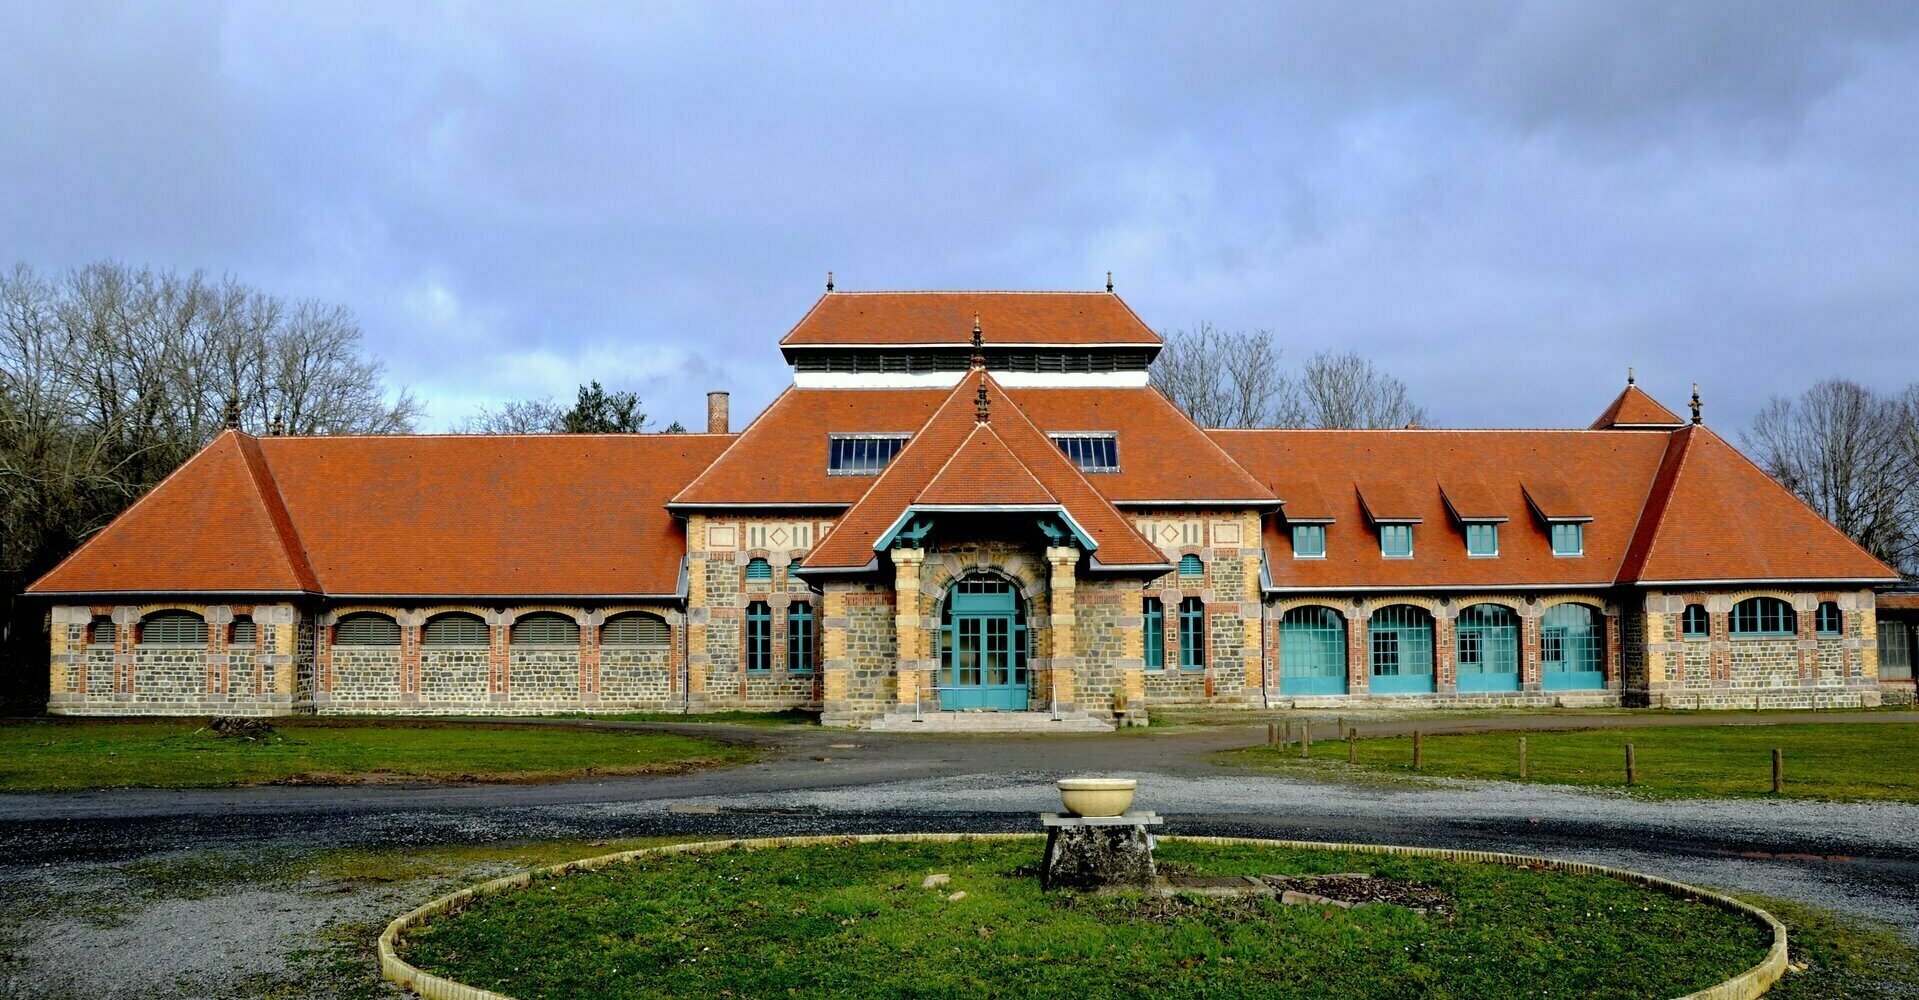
(1690, 382, 1703, 425)
(826, 270, 834, 292)
(1627, 365, 1635, 385)
(970, 311, 985, 370)
(975, 376, 991, 424)
(1105, 270, 1113, 293)
(223, 395, 240, 430)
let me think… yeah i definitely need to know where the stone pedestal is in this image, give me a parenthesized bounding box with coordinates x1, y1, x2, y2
(1040, 812, 1162, 891)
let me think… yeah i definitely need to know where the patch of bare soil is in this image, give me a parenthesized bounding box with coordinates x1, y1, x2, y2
(1264, 873, 1452, 913)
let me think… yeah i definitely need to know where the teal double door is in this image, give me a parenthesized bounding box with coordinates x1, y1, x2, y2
(939, 579, 1028, 710)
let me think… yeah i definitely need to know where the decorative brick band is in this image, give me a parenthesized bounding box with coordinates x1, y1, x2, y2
(377, 833, 1787, 1000)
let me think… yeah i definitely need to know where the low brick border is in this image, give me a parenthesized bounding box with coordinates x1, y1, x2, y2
(377, 833, 1788, 1000)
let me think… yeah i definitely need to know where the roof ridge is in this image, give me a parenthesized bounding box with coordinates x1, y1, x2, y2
(1135, 385, 1276, 502)
(669, 385, 793, 504)
(982, 374, 1162, 560)
(234, 432, 322, 592)
(918, 420, 1057, 505)
(825, 289, 1117, 296)
(1613, 425, 1687, 583)
(1692, 423, 1899, 576)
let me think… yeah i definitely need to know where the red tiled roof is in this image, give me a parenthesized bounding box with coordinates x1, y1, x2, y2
(30, 432, 735, 597)
(1522, 473, 1588, 521)
(670, 388, 949, 507)
(1439, 477, 1506, 522)
(1005, 388, 1273, 504)
(1280, 480, 1335, 522)
(1357, 480, 1422, 523)
(918, 424, 1056, 506)
(1592, 384, 1686, 429)
(1213, 429, 1675, 590)
(31, 431, 319, 595)
(1618, 425, 1897, 584)
(779, 291, 1161, 347)
(804, 371, 1166, 571)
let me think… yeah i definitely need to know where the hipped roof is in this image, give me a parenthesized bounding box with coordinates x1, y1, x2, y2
(780, 291, 1161, 347)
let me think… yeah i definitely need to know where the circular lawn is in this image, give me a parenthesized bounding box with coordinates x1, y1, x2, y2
(392, 836, 1777, 1000)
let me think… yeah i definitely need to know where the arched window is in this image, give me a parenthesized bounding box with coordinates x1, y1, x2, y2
(1541, 603, 1604, 690)
(745, 601, 772, 672)
(1178, 554, 1204, 578)
(745, 557, 772, 582)
(230, 616, 257, 648)
(1280, 606, 1346, 695)
(787, 602, 814, 672)
(1681, 604, 1709, 639)
(1455, 604, 1519, 692)
(1815, 601, 1843, 637)
(1178, 597, 1205, 669)
(511, 611, 580, 646)
(424, 612, 490, 646)
(1368, 605, 1434, 693)
(1142, 596, 1165, 671)
(89, 615, 116, 648)
(601, 611, 668, 648)
(139, 610, 206, 646)
(335, 612, 400, 646)
(1730, 597, 1796, 636)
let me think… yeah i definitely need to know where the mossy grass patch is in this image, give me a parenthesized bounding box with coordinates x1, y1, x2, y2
(398, 838, 1770, 1000)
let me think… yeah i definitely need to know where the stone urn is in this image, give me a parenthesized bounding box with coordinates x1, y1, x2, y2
(1055, 777, 1137, 817)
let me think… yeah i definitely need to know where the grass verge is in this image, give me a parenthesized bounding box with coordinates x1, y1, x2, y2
(397, 839, 1771, 1000)
(1225, 723, 1919, 802)
(0, 718, 752, 791)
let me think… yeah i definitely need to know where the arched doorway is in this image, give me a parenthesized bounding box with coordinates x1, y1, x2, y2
(938, 573, 1029, 709)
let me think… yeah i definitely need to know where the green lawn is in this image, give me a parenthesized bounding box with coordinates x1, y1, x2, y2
(1228, 723, 1919, 802)
(398, 838, 1770, 1000)
(0, 719, 752, 791)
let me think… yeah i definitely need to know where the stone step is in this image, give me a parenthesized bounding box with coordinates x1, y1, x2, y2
(864, 710, 1114, 733)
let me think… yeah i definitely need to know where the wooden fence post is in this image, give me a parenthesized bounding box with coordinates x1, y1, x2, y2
(1348, 729, 1357, 764)
(1518, 737, 1528, 780)
(1772, 748, 1783, 795)
(1267, 721, 1278, 746)
(1300, 722, 1311, 758)
(1625, 743, 1637, 786)
(1413, 730, 1423, 770)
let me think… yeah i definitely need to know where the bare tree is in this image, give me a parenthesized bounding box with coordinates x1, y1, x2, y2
(1743, 379, 1918, 574)
(458, 382, 651, 434)
(1151, 326, 1428, 429)
(457, 397, 565, 434)
(1149, 323, 1296, 428)
(1292, 350, 1430, 429)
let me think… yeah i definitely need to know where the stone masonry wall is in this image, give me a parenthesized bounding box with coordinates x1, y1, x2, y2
(1638, 588, 1881, 709)
(685, 514, 826, 713)
(48, 603, 298, 717)
(1135, 509, 1262, 706)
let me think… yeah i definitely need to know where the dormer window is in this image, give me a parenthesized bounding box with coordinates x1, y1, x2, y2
(1380, 524, 1413, 559)
(1292, 524, 1326, 559)
(828, 434, 908, 475)
(1550, 523, 1583, 557)
(1465, 523, 1499, 557)
(1051, 433, 1118, 473)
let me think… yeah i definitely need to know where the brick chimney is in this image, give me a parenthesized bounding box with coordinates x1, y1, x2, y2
(706, 391, 730, 434)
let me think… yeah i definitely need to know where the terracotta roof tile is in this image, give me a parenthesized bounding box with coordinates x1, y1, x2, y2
(1357, 480, 1422, 523)
(671, 388, 948, 506)
(780, 291, 1161, 347)
(1591, 384, 1686, 429)
(1439, 477, 1505, 522)
(1521, 473, 1588, 521)
(918, 424, 1056, 506)
(1006, 388, 1274, 504)
(1619, 425, 1897, 584)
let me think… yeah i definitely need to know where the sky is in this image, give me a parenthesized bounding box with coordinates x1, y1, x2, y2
(5, 1, 1919, 433)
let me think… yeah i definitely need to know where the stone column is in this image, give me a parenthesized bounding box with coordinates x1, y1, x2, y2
(892, 547, 926, 707)
(820, 587, 852, 725)
(1047, 546, 1080, 711)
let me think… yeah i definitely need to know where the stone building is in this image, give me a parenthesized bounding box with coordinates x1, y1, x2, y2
(29, 287, 1911, 727)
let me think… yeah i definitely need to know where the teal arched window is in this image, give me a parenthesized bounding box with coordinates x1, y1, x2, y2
(745, 557, 772, 582)
(1815, 601, 1842, 636)
(1681, 604, 1709, 638)
(1178, 554, 1203, 578)
(745, 601, 772, 672)
(1142, 596, 1164, 671)
(787, 602, 814, 672)
(1368, 605, 1433, 693)
(1541, 603, 1604, 690)
(1280, 606, 1346, 695)
(1455, 604, 1519, 692)
(1178, 597, 1205, 669)
(1730, 597, 1795, 636)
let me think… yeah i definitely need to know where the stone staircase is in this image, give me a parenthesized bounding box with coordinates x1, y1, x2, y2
(864, 709, 1115, 733)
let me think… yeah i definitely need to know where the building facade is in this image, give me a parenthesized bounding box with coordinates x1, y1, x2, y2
(30, 288, 1910, 726)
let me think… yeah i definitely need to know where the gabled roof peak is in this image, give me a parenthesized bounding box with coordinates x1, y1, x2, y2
(1591, 381, 1687, 429)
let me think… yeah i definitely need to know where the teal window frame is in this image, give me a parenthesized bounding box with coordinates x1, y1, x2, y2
(1050, 433, 1119, 473)
(745, 557, 772, 582)
(1292, 524, 1326, 559)
(1142, 596, 1164, 670)
(1178, 554, 1204, 578)
(1367, 604, 1434, 693)
(745, 601, 772, 672)
(787, 602, 814, 672)
(1455, 603, 1519, 692)
(1814, 601, 1842, 637)
(1541, 603, 1604, 690)
(1279, 605, 1347, 695)
(1178, 597, 1205, 670)
(1550, 522, 1584, 557)
(1465, 523, 1498, 557)
(1730, 597, 1796, 636)
(1681, 604, 1709, 639)
(1380, 524, 1413, 559)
